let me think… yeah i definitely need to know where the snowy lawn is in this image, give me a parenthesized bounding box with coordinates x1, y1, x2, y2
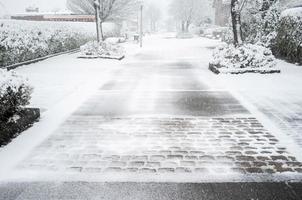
(15, 52, 122, 112)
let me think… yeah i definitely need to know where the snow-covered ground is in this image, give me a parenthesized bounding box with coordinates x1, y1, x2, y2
(16, 53, 119, 112)
(0, 34, 302, 183)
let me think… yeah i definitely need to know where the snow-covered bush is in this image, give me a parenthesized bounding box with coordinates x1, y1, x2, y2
(221, 27, 233, 44)
(274, 8, 302, 64)
(0, 69, 32, 123)
(210, 44, 276, 70)
(0, 20, 116, 67)
(80, 41, 125, 59)
(241, 1, 281, 48)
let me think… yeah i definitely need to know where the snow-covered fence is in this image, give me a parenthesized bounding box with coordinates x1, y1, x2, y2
(274, 7, 302, 65)
(0, 20, 118, 67)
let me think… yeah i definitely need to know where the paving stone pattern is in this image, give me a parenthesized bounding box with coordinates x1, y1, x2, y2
(19, 116, 302, 174)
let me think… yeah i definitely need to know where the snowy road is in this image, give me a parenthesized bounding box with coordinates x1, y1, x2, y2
(0, 34, 302, 186)
(1, 182, 302, 200)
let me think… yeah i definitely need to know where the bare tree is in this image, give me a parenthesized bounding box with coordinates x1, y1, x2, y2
(170, 0, 211, 33)
(145, 3, 162, 32)
(193, 0, 213, 26)
(67, 0, 138, 40)
(169, 0, 195, 33)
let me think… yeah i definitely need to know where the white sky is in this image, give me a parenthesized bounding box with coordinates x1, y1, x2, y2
(0, 0, 66, 14)
(0, 0, 170, 15)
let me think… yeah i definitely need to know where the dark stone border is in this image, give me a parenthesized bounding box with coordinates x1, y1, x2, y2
(0, 108, 40, 147)
(78, 55, 125, 61)
(3, 49, 80, 71)
(209, 63, 281, 74)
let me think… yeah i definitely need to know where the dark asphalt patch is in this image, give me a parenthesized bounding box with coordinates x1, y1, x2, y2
(1, 182, 301, 200)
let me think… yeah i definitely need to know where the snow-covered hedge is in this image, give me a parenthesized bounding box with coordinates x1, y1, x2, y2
(210, 44, 277, 73)
(0, 20, 120, 67)
(0, 69, 32, 123)
(274, 8, 302, 64)
(80, 41, 125, 60)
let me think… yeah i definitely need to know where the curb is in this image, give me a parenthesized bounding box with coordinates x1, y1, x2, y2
(77, 55, 125, 61)
(209, 63, 281, 74)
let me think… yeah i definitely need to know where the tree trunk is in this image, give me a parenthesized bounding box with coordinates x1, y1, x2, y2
(153, 22, 156, 32)
(185, 21, 190, 33)
(151, 21, 156, 32)
(181, 21, 185, 32)
(100, 21, 104, 41)
(94, 0, 101, 43)
(231, 0, 243, 46)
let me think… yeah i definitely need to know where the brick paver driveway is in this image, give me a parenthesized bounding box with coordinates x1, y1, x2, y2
(15, 36, 302, 182)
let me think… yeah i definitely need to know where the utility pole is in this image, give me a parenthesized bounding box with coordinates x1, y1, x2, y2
(139, 4, 143, 48)
(94, 0, 101, 43)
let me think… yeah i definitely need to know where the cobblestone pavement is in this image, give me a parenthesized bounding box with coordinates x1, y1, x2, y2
(20, 116, 302, 174)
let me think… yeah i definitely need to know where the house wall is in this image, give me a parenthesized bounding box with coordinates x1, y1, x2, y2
(11, 14, 96, 22)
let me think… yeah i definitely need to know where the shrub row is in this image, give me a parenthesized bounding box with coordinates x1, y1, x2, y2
(0, 20, 101, 67)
